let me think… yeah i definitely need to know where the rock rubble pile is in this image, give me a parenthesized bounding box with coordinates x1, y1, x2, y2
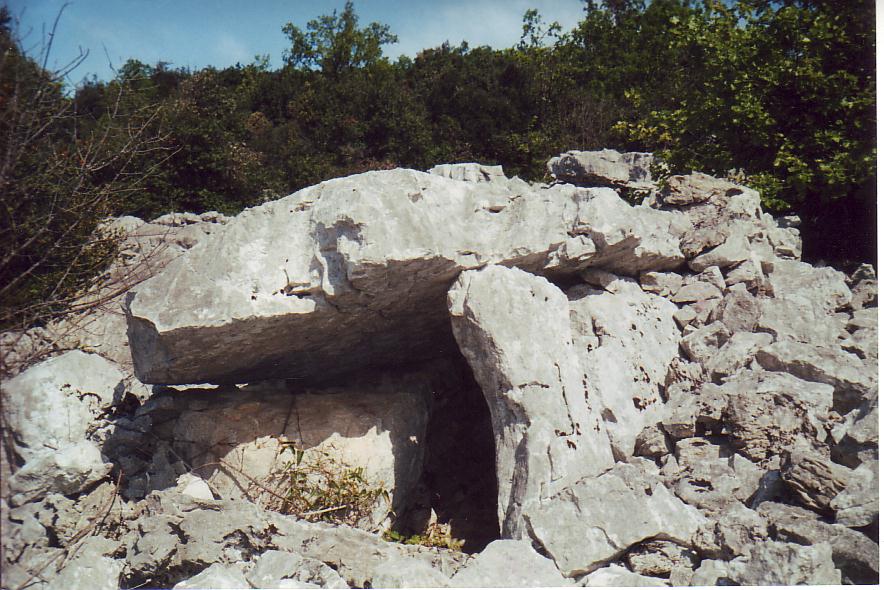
(1, 150, 877, 588)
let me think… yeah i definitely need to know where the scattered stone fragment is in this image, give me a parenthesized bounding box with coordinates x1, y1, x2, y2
(831, 460, 878, 528)
(706, 331, 772, 381)
(245, 549, 348, 589)
(726, 540, 841, 585)
(527, 462, 706, 576)
(708, 283, 761, 333)
(639, 271, 683, 296)
(666, 437, 762, 513)
(371, 554, 453, 588)
(623, 539, 698, 578)
(1, 350, 124, 462)
(781, 443, 851, 514)
(173, 563, 251, 589)
(547, 149, 656, 191)
(756, 340, 876, 411)
(578, 564, 667, 587)
(689, 232, 752, 272)
(671, 280, 722, 303)
(758, 501, 879, 584)
(449, 540, 570, 587)
(679, 321, 730, 364)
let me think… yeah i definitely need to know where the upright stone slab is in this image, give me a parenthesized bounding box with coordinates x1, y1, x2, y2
(447, 265, 614, 539)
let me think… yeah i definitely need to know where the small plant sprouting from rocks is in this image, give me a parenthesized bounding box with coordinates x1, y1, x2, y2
(383, 517, 465, 552)
(265, 439, 390, 528)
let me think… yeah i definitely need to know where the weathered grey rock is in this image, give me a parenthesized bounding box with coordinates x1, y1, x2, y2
(725, 253, 766, 289)
(841, 326, 879, 359)
(679, 321, 730, 364)
(768, 259, 852, 313)
(370, 554, 452, 588)
(271, 512, 466, 587)
(848, 306, 878, 331)
(756, 296, 845, 344)
(659, 172, 743, 207)
(638, 271, 683, 297)
(623, 539, 697, 578)
(527, 462, 706, 577)
(46, 551, 124, 590)
(547, 149, 656, 191)
(831, 460, 878, 528)
(708, 284, 760, 333)
(173, 563, 250, 589)
(578, 565, 667, 587)
(634, 424, 671, 459)
(246, 550, 348, 589)
(126, 170, 686, 385)
(666, 437, 762, 513)
(831, 397, 879, 467)
(1, 351, 123, 462)
(756, 340, 876, 411)
(781, 443, 851, 513)
(723, 371, 829, 462)
(690, 559, 733, 585)
(449, 540, 570, 587)
(699, 503, 769, 559)
(706, 331, 772, 381)
(8, 441, 111, 506)
(849, 263, 878, 310)
(697, 265, 727, 291)
(758, 501, 879, 584)
(428, 162, 506, 183)
(670, 280, 721, 303)
(174, 473, 214, 501)
(660, 385, 699, 440)
(726, 540, 841, 585)
(688, 231, 752, 272)
(448, 266, 614, 538)
(569, 278, 678, 459)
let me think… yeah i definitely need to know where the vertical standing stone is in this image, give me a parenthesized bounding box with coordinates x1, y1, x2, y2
(447, 265, 614, 538)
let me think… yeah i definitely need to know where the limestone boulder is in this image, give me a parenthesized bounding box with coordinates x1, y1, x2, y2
(546, 149, 656, 191)
(758, 501, 879, 584)
(726, 541, 841, 585)
(830, 460, 878, 528)
(448, 266, 614, 538)
(245, 550, 348, 589)
(664, 438, 762, 513)
(8, 441, 111, 506)
(428, 162, 507, 184)
(526, 462, 707, 577)
(449, 540, 570, 587)
(173, 563, 250, 589)
(568, 277, 679, 459)
(370, 554, 452, 588)
(719, 370, 831, 462)
(781, 443, 852, 514)
(578, 565, 667, 587)
(756, 340, 876, 412)
(125, 170, 687, 385)
(1, 350, 124, 462)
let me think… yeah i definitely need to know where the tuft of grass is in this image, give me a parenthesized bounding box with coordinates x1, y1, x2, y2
(265, 440, 390, 528)
(384, 519, 465, 552)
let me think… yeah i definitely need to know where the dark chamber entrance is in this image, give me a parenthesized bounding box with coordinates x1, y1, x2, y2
(398, 354, 500, 553)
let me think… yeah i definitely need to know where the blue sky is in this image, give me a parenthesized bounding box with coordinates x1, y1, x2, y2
(6, 0, 586, 84)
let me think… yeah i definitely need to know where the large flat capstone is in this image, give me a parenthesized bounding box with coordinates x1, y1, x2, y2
(125, 169, 685, 384)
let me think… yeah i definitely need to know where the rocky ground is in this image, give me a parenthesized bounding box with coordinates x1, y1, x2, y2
(1, 150, 878, 588)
